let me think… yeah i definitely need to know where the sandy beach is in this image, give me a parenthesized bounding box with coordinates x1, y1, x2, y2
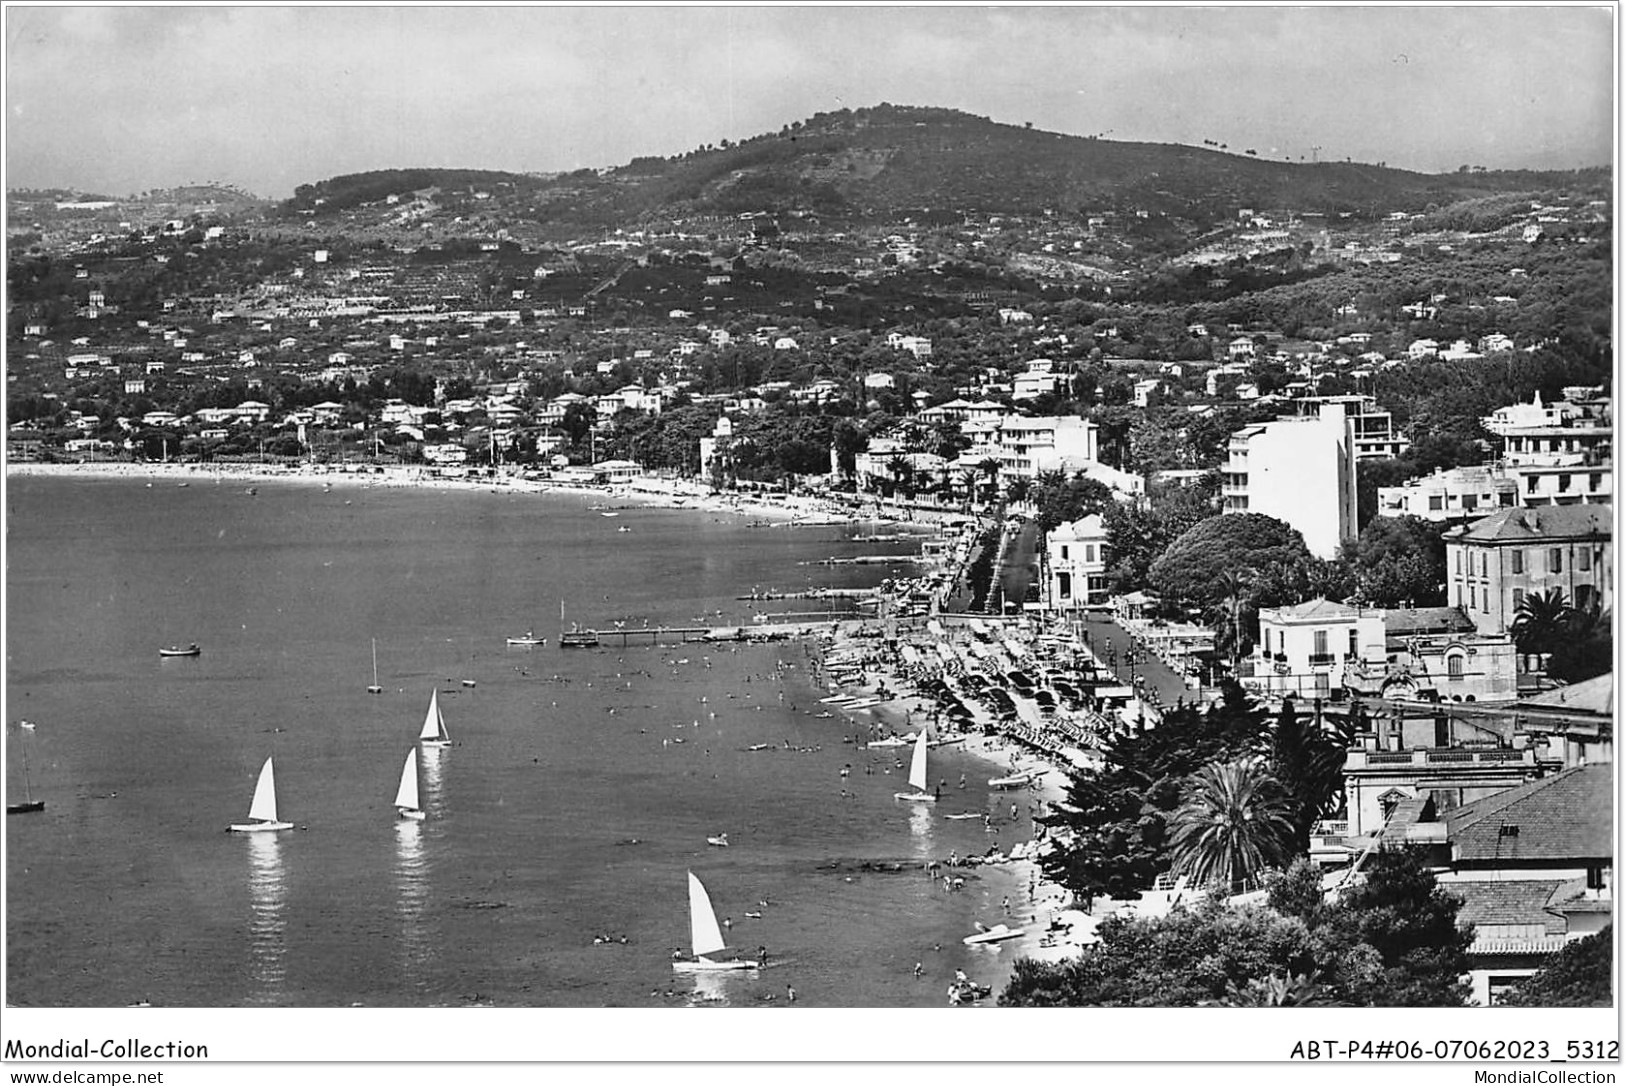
(4, 461, 914, 527)
(806, 622, 1098, 966)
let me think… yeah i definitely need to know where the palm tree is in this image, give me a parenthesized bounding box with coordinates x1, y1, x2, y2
(976, 457, 1002, 505)
(885, 454, 913, 500)
(1167, 758, 1296, 892)
(1511, 588, 1572, 655)
(1210, 570, 1254, 670)
(957, 468, 978, 512)
(1271, 698, 1357, 852)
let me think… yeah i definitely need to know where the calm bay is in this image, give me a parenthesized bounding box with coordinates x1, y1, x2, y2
(5, 475, 1040, 1007)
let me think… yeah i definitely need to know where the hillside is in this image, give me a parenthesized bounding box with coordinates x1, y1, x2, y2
(276, 104, 1608, 234)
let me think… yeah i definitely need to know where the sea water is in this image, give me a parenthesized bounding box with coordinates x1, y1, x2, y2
(5, 477, 1044, 1007)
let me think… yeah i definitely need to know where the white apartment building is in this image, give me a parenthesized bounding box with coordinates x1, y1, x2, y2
(1012, 372, 1060, 400)
(993, 415, 1099, 483)
(1222, 401, 1359, 559)
(1377, 464, 1520, 522)
(1290, 395, 1409, 461)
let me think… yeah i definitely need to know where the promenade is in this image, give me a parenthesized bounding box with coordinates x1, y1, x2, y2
(1071, 611, 1203, 709)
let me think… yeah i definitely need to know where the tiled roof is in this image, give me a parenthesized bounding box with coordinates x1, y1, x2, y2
(1270, 597, 1359, 621)
(1051, 514, 1106, 540)
(1381, 606, 1475, 636)
(1520, 674, 1614, 717)
(1452, 503, 1613, 544)
(1444, 764, 1613, 863)
(1450, 879, 1568, 932)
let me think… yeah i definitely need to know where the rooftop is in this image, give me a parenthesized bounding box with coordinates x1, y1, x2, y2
(1380, 606, 1476, 637)
(1451, 878, 1569, 934)
(1449, 503, 1612, 544)
(1443, 763, 1612, 864)
(1264, 597, 1361, 622)
(1519, 673, 1614, 718)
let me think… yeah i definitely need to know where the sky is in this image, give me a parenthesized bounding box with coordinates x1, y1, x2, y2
(3, 5, 1616, 198)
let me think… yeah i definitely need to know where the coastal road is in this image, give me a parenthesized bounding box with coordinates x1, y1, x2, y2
(1071, 612, 1202, 710)
(994, 520, 1041, 612)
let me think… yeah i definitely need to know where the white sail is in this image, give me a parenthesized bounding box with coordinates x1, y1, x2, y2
(394, 748, 420, 811)
(247, 757, 279, 823)
(687, 871, 729, 958)
(908, 727, 929, 793)
(418, 690, 448, 742)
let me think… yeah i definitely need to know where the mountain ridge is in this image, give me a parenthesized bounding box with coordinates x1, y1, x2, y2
(275, 104, 1609, 232)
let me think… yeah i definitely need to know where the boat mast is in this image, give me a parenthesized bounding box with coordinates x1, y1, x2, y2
(19, 732, 34, 804)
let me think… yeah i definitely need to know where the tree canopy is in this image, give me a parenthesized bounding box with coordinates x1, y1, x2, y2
(1339, 515, 1448, 608)
(1038, 683, 1272, 902)
(1149, 512, 1313, 611)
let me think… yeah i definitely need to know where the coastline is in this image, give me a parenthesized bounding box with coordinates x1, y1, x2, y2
(808, 625, 1094, 969)
(4, 461, 929, 528)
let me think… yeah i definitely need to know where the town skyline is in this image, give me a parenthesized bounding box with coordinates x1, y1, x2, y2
(4, 5, 1616, 199)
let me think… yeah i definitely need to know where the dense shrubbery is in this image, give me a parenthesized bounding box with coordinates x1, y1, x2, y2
(1500, 926, 1612, 1007)
(1006, 847, 1473, 1007)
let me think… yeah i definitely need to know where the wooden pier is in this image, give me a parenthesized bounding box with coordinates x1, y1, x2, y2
(560, 626, 709, 647)
(559, 619, 845, 648)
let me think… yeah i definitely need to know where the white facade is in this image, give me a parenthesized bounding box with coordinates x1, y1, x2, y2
(1046, 515, 1109, 608)
(1221, 401, 1359, 559)
(1248, 598, 1386, 700)
(1481, 392, 1582, 436)
(993, 416, 1099, 483)
(1377, 464, 1520, 522)
(1012, 372, 1059, 400)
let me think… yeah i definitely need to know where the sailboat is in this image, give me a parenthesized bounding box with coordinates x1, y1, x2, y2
(672, 871, 758, 972)
(7, 724, 44, 815)
(228, 756, 294, 832)
(367, 638, 384, 695)
(893, 726, 937, 802)
(394, 748, 425, 821)
(418, 690, 451, 748)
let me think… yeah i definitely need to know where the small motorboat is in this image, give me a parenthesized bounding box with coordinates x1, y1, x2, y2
(159, 643, 201, 658)
(962, 922, 1025, 946)
(506, 631, 546, 647)
(706, 833, 729, 847)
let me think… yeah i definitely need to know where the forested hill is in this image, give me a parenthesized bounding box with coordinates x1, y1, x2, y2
(277, 104, 1608, 232)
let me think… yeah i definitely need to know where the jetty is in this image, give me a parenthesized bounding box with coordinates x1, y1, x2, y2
(736, 588, 876, 601)
(559, 619, 844, 648)
(801, 555, 924, 567)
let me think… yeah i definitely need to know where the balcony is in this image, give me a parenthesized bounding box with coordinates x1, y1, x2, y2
(1308, 652, 1336, 667)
